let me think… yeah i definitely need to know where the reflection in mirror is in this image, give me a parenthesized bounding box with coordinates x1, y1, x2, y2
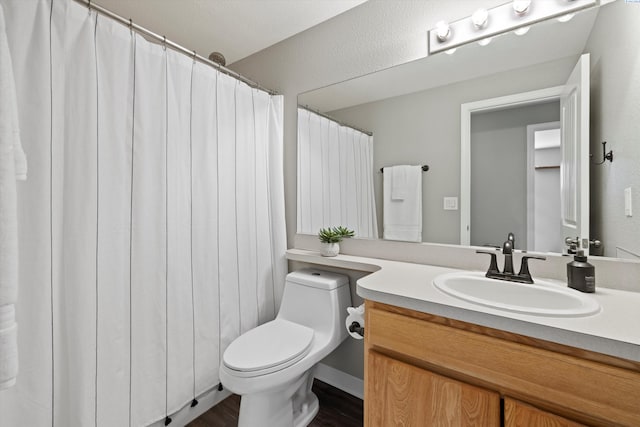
(297, 1, 640, 260)
(470, 101, 561, 251)
(297, 107, 378, 239)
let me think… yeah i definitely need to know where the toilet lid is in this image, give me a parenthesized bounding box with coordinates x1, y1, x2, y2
(223, 319, 314, 376)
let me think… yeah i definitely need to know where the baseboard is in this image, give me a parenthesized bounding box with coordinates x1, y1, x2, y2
(314, 363, 364, 400)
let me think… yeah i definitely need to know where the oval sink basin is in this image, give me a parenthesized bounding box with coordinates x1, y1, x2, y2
(433, 272, 600, 317)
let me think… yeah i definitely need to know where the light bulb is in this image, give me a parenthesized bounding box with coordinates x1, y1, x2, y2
(557, 13, 575, 22)
(514, 26, 530, 36)
(512, 0, 531, 16)
(472, 9, 489, 29)
(435, 21, 451, 42)
(445, 48, 457, 55)
(478, 37, 492, 46)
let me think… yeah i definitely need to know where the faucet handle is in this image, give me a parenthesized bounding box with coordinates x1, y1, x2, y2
(476, 250, 500, 275)
(518, 255, 546, 282)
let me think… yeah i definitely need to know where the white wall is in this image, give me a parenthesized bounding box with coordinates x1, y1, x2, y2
(585, 1, 640, 258)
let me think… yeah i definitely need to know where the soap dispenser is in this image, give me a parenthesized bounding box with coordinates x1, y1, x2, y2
(567, 250, 595, 293)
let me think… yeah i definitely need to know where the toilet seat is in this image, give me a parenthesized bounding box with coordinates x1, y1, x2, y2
(223, 319, 314, 378)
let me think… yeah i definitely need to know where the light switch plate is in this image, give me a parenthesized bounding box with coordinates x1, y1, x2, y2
(625, 187, 632, 217)
(444, 197, 458, 210)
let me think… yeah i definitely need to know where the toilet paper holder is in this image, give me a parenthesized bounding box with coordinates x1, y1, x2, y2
(348, 321, 364, 337)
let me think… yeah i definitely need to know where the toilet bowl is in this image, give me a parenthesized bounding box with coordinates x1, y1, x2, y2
(219, 268, 352, 427)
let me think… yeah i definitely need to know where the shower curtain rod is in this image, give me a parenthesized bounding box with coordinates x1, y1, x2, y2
(299, 105, 373, 136)
(74, 0, 278, 96)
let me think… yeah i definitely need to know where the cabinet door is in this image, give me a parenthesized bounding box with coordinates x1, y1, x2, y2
(504, 398, 587, 427)
(366, 351, 500, 426)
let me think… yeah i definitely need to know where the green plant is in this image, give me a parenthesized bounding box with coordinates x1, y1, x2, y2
(318, 227, 341, 243)
(318, 226, 355, 243)
(333, 226, 355, 238)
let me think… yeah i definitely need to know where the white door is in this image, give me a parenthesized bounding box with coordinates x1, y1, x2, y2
(560, 53, 590, 254)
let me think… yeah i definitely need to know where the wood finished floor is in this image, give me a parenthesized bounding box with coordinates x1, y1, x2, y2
(187, 380, 363, 427)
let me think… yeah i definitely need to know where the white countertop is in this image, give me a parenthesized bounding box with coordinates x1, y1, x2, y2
(287, 249, 640, 362)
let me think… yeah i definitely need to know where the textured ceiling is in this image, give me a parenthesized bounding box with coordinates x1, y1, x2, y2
(92, 0, 367, 65)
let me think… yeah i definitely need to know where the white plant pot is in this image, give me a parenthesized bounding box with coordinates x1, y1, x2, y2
(320, 242, 340, 257)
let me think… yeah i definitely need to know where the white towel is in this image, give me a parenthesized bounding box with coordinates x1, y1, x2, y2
(383, 165, 422, 242)
(0, 6, 22, 390)
(0, 304, 18, 390)
(0, 6, 25, 182)
(390, 165, 412, 200)
(0, 4, 24, 308)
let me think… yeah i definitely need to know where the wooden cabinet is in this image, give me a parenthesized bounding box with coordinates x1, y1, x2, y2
(364, 301, 640, 426)
(504, 398, 586, 427)
(367, 351, 500, 426)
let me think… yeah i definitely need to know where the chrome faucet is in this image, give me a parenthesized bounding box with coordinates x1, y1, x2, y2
(476, 233, 546, 284)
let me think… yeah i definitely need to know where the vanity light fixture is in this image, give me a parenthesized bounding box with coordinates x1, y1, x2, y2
(435, 21, 451, 42)
(478, 37, 493, 46)
(513, 26, 530, 36)
(428, 0, 596, 55)
(512, 0, 531, 16)
(472, 9, 489, 29)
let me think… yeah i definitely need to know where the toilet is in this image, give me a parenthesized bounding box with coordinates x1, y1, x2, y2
(219, 268, 352, 427)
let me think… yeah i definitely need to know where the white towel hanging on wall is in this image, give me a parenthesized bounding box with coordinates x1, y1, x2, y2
(390, 165, 412, 200)
(0, 3, 26, 308)
(383, 165, 422, 242)
(0, 3, 27, 391)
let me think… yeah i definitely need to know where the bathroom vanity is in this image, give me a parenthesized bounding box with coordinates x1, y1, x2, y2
(365, 301, 639, 426)
(286, 249, 640, 427)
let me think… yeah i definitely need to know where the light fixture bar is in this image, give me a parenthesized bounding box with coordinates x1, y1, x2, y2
(428, 0, 597, 55)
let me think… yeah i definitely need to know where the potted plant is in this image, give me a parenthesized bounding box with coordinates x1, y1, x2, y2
(318, 226, 355, 257)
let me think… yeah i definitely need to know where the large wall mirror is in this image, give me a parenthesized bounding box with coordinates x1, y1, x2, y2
(297, 0, 640, 260)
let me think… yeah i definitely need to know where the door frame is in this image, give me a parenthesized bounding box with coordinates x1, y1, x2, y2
(460, 86, 564, 245)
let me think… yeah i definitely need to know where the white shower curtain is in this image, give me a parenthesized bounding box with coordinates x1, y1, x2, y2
(297, 107, 378, 239)
(0, 0, 287, 426)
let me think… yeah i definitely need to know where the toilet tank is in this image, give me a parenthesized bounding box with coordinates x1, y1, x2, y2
(277, 269, 351, 335)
